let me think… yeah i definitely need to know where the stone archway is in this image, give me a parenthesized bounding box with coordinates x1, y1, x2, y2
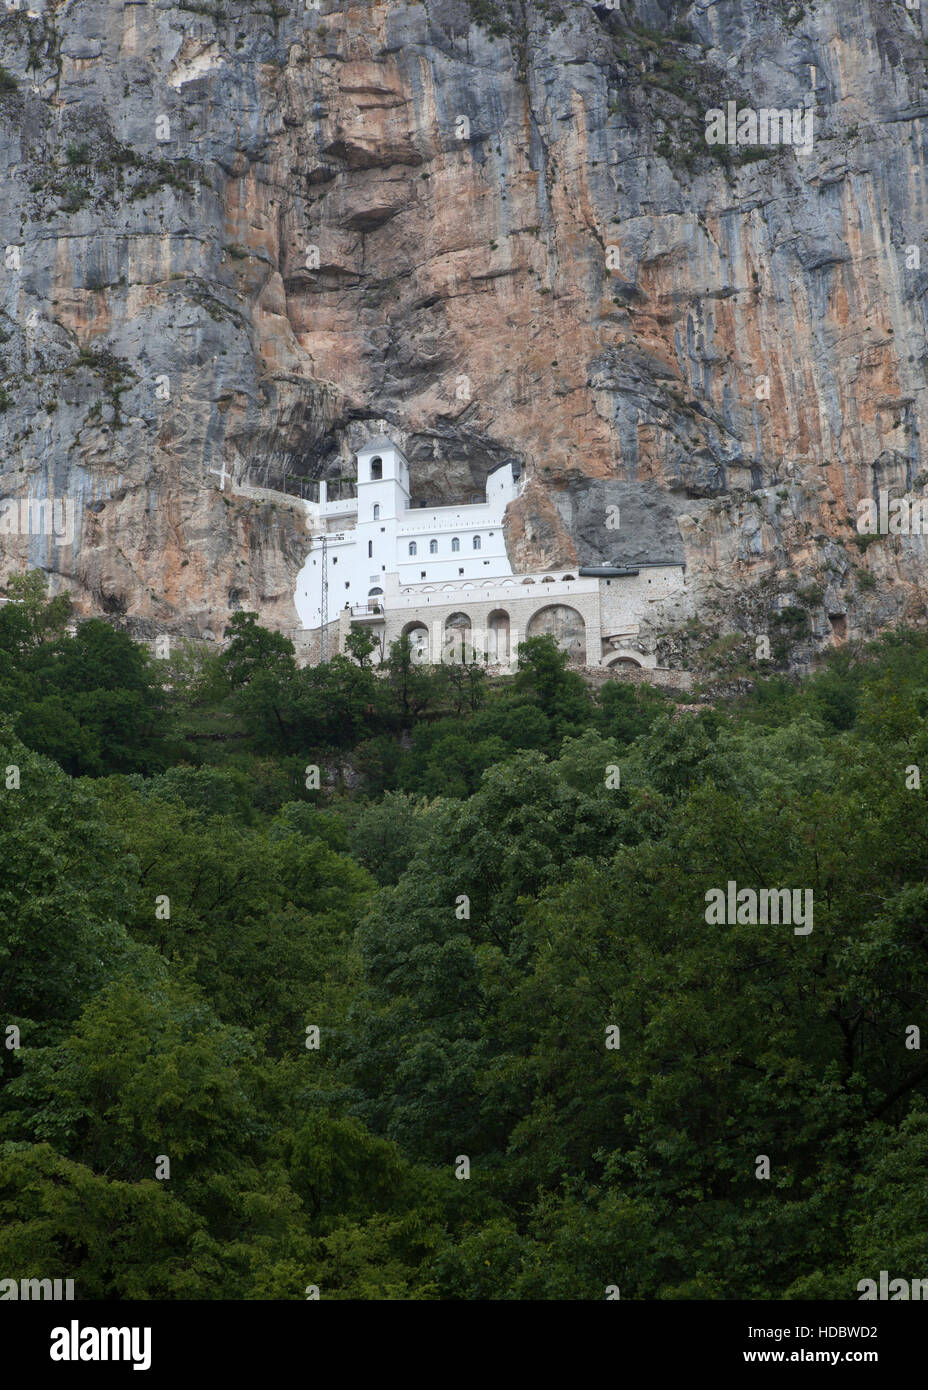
(605, 649, 657, 670)
(402, 619, 430, 664)
(526, 603, 587, 665)
(486, 608, 510, 663)
(443, 611, 472, 663)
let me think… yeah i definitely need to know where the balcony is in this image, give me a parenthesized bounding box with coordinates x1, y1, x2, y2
(347, 601, 385, 623)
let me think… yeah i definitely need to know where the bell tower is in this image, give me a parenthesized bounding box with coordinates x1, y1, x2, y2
(356, 436, 410, 522)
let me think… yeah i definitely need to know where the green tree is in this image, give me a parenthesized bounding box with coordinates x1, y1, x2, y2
(349, 792, 437, 885)
(0, 570, 72, 651)
(0, 725, 136, 1035)
(344, 623, 377, 667)
(0, 1144, 216, 1299)
(91, 776, 373, 1053)
(512, 634, 591, 733)
(13, 619, 166, 774)
(384, 635, 436, 722)
(221, 612, 296, 688)
(351, 751, 625, 1160)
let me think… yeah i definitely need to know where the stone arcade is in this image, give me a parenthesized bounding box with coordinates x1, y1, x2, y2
(294, 436, 688, 671)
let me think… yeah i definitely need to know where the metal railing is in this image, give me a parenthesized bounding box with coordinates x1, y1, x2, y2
(260, 475, 360, 504)
(326, 478, 358, 501)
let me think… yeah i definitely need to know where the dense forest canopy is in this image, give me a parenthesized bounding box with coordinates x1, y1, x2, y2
(1, 574, 926, 1299)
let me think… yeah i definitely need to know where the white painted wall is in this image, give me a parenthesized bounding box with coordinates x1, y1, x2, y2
(295, 441, 521, 629)
(293, 438, 688, 668)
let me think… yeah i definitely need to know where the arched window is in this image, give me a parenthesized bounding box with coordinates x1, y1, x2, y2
(429, 539, 438, 554)
(373, 504, 380, 520)
(451, 537, 460, 552)
(473, 535, 481, 550)
(408, 541, 417, 556)
(370, 457, 383, 480)
(368, 540, 373, 558)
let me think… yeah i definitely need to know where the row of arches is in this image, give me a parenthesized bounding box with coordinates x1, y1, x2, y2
(400, 604, 590, 665)
(400, 574, 577, 597)
(402, 609, 512, 663)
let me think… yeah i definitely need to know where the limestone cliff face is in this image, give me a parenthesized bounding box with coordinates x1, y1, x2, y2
(1, 0, 927, 659)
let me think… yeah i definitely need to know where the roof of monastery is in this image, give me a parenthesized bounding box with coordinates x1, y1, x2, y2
(359, 434, 402, 452)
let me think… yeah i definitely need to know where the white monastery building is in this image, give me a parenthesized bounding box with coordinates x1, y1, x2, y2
(294, 436, 688, 670)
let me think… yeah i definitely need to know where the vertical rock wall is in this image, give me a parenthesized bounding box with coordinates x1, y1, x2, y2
(0, 0, 926, 660)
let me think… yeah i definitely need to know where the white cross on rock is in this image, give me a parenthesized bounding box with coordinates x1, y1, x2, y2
(209, 461, 232, 491)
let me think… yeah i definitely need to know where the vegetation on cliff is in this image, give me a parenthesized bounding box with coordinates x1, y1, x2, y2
(1, 577, 927, 1298)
